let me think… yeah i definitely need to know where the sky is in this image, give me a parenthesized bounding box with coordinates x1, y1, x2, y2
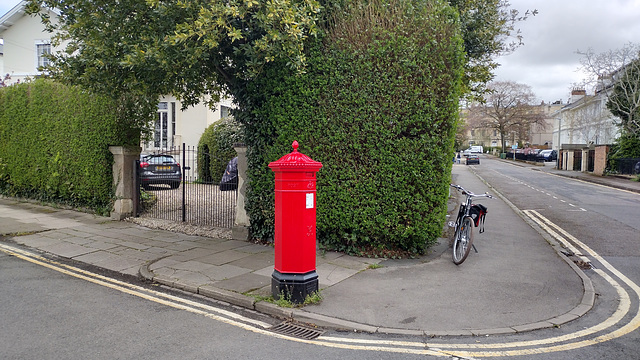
(494, 0, 640, 105)
(2, 0, 640, 104)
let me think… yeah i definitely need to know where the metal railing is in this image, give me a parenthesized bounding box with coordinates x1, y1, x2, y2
(612, 157, 640, 175)
(136, 144, 238, 228)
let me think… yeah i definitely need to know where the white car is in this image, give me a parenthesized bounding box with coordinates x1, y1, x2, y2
(463, 145, 484, 156)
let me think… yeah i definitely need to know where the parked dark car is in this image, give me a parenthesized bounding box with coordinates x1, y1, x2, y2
(536, 149, 557, 162)
(466, 154, 480, 165)
(139, 154, 181, 189)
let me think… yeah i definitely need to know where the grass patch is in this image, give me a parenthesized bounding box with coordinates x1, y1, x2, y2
(249, 290, 323, 308)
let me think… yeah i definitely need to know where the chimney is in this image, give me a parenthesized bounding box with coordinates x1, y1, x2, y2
(570, 88, 586, 103)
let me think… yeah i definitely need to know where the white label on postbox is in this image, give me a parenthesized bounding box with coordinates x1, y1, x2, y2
(306, 193, 314, 209)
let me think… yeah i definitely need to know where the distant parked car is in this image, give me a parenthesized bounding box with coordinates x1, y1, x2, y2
(463, 145, 484, 156)
(536, 149, 557, 162)
(139, 154, 181, 189)
(466, 154, 480, 165)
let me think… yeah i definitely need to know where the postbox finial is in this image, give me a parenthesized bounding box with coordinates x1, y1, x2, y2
(292, 140, 299, 152)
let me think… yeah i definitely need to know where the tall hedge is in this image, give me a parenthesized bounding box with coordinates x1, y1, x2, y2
(234, 0, 464, 256)
(197, 116, 244, 182)
(0, 79, 137, 214)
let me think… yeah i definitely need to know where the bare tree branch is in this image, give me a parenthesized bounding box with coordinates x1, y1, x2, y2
(465, 80, 546, 150)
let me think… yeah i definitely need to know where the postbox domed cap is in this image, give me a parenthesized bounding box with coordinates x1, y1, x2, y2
(268, 141, 323, 171)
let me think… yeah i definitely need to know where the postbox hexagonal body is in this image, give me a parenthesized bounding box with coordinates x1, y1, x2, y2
(268, 141, 322, 303)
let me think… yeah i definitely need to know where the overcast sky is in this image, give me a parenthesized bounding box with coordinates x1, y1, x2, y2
(494, 0, 640, 104)
(2, 0, 640, 104)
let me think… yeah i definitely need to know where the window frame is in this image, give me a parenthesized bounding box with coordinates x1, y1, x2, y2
(35, 41, 52, 72)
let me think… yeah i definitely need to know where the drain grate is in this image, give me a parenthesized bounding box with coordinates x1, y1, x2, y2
(269, 322, 325, 340)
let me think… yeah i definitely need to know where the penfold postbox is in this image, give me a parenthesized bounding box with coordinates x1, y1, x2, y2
(268, 140, 322, 303)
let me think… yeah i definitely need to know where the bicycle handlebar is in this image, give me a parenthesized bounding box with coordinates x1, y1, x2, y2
(450, 184, 493, 199)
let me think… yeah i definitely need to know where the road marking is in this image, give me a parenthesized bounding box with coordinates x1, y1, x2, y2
(523, 210, 589, 263)
(487, 169, 587, 211)
(3, 207, 640, 359)
(0, 244, 272, 329)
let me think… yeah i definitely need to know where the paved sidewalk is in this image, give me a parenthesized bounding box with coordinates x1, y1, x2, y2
(2, 163, 627, 336)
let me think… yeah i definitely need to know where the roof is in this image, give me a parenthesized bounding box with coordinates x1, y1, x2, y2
(0, 1, 28, 36)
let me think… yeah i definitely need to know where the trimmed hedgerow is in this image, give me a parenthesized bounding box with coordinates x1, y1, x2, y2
(0, 79, 137, 214)
(197, 116, 244, 182)
(233, 0, 464, 256)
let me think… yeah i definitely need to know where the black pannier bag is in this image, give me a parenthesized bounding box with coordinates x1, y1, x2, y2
(469, 204, 488, 233)
(220, 157, 238, 191)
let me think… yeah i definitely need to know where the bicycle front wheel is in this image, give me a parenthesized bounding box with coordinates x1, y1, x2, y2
(452, 216, 475, 265)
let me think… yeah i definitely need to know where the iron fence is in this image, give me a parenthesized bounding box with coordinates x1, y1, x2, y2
(136, 144, 238, 228)
(612, 157, 640, 175)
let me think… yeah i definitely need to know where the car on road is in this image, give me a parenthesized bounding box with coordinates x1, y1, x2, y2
(139, 154, 181, 189)
(462, 145, 484, 156)
(536, 149, 557, 162)
(466, 154, 480, 165)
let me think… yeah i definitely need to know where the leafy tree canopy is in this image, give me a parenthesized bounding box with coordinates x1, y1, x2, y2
(27, 0, 322, 110)
(28, 0, 529, 105)
(449, 0, 536, 99)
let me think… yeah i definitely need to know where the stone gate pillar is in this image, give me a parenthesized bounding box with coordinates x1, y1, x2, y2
(109, 145, 141, 220)
(232, 143, 250, 240)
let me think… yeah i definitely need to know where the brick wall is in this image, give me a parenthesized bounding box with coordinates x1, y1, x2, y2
(593, 145, 610, 176)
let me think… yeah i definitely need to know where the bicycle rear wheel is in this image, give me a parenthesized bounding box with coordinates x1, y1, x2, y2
(452, 216, 475, 265)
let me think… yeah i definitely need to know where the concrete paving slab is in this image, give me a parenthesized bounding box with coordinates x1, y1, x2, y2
(95, 256, 146, 273)
(214, 272, 271, 293)
(171, 260, 217, 272)
(194, 249, 253, 266)
(39, 242, 96, 258)
(234, 243, 273, 254)
(316, 263, 361, 287)
(227, 252, 274, 271)
(73, 250, 122, 265)
(199, 264, 252, 281)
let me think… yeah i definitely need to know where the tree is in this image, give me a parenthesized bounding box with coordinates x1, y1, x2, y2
(27, 0, 322, 111)
(28, 0, 531, 107)
(466, 81, 546, 151)
(24, 0, 522, 253)
(578, 43, 640, 137)
(449, 0, 536, 99)
(607, 59, 640, 137)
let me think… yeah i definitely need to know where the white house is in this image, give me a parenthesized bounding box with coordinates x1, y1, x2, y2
(0, 1, 234, 152)
(551, 88, 619, 151)
(0, 1, 60, 84)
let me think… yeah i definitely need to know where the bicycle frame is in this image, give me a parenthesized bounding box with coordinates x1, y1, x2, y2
(449, 184, 493, 265)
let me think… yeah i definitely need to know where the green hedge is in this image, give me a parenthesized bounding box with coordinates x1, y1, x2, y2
(234, 0, 464, 256)
(0, 79, 137, 214)
(197, 116, 244, 182)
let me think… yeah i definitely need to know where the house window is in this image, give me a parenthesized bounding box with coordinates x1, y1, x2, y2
(171, 102, 176, 139)
(154, 102, 170, 149)
(36, 43, 51, 69)
(220, 105, 231, 119)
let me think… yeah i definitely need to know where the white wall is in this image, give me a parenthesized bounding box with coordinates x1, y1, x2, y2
(2, 9, 60, 84)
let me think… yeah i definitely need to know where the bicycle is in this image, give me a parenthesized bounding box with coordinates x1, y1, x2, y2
(449, 184, 493, 265)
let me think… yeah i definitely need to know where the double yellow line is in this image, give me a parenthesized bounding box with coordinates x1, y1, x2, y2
(3, 209, 640, 358)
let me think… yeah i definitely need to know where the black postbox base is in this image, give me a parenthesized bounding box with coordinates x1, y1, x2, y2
(271, 270, 318, 304)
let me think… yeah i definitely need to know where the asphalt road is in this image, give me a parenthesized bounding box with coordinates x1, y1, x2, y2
(0, 249, 427, 360)
(2, 156, 639, 359)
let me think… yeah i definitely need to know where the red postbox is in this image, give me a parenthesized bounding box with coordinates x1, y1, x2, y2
(268, 140, 322, 303)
